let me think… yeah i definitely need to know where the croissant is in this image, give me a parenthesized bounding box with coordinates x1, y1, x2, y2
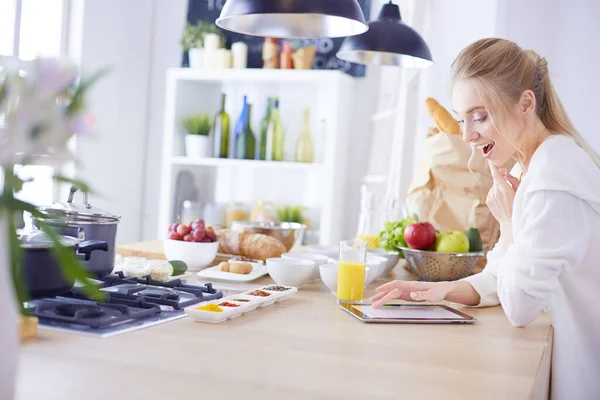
(217, 230, 286, 261)
(425, 98, 460, 135)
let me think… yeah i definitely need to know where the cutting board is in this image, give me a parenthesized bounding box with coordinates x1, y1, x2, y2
(116, 240, 230, 266)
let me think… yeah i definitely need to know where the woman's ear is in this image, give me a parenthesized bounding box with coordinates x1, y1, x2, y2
(519, 89, 536, 114)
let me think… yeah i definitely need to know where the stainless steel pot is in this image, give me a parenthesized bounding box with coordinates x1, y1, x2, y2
(35, 186, 121, 278)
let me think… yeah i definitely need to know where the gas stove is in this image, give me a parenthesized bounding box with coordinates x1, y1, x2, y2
(24, 272, 223, 338)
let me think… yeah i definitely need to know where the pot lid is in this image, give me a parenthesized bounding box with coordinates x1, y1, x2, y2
(39, 186, 121, 223)
(19, 230, 80, 249)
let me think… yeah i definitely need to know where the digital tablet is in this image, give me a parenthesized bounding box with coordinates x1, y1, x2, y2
(339, 303, 476, 324)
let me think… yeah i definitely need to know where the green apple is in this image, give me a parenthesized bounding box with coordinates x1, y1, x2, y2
(435, 230, 470, 253)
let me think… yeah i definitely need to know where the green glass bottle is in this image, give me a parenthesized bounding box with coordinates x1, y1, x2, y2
(265, 99, 285, 161)
(235, 103, 256, 160)
(212, 93, 230, 158)
(259, 98, 273, 160)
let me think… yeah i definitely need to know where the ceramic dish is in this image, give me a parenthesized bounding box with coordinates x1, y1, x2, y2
(196, 262, 267, 282)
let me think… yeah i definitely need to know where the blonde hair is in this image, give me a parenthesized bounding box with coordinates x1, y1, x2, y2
(451, 38, 600, 168)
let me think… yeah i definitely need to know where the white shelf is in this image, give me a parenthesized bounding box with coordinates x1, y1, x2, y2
(171, 156, 323, 171)
(167, 67, 353, 84)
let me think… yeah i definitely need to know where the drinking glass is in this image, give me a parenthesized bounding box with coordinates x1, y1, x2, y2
(337, 240, 367, 304)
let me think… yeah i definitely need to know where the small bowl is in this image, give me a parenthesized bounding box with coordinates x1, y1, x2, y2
(162, 239, 218, 271)
(319, 262, 374, 295)
(368, 249, 400, 275)
(306, 245, 338, 259)
(266, 257, 315, 288)
(366, 254, 387, 279)
(231, 221, 306, 251)
(281, 252, 331, 282)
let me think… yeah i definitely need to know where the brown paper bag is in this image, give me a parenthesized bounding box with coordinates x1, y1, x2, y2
(406, 130, 514, 274)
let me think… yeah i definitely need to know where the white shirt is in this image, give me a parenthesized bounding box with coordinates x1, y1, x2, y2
(463, 135, 600, 400)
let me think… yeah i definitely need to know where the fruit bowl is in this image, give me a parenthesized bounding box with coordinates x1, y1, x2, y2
(397, 246, 485, 282)
(163, 239, 219, 271)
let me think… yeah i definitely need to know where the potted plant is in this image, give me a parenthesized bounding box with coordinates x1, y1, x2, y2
(184, 113, 212, 158)
(0, 58, 104, 399)
(181, 20, 226, 69)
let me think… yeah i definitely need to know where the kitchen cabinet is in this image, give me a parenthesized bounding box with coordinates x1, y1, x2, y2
(158, 68, 356, 245)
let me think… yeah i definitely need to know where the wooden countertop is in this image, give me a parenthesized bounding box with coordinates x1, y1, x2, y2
(16, 241, 553, 400)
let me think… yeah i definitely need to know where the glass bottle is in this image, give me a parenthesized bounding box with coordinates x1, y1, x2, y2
(259, 98, 273, 160)
(234, 95, 248, 157)
(212, 93, 230, 158)
(356, 185, 382, 249)
(265, 98, 285, 161)
(295, 108, 314, 163)
(235, 103, 256, 160)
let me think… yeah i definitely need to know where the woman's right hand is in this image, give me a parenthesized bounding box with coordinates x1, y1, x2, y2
(369, 280, 451, 308)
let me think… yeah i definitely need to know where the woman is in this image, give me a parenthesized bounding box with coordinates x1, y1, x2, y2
(371, 38, 600, 399)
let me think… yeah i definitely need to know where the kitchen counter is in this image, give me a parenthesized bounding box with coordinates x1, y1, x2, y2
(16, 242, 553, 400)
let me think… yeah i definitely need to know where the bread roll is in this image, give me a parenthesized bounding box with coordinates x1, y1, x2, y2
(425, 98, 460, 135)
(217, 230, 286, 261)
(229, 262, 253, 274)
(219, 262, 230, 272)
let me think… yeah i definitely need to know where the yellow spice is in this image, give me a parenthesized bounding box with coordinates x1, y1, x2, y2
(197, 304, 223, 312)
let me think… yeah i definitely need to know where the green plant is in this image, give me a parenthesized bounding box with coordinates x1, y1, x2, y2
(183, 113, 212, 136)
(180, 20, 226, 51)
(277, 205, 304, 223)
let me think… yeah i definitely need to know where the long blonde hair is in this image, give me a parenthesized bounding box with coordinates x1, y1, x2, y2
(451, 38, 600, 168)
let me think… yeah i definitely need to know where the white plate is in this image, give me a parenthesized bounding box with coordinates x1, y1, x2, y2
(196, 262, 267, 282)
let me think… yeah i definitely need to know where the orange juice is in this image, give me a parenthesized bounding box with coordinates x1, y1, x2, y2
(356, 234, 379, 249)
(337, 261, 366, 303)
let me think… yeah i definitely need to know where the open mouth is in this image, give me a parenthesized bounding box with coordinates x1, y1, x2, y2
(477, 142, 495, 156)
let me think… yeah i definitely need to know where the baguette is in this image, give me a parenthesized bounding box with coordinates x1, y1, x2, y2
(217, 230, 286, 261)
(425, 98, 460, 135)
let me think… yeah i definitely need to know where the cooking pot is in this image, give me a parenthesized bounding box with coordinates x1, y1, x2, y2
(35, 186, 121, 278)
(20, 231, 108, 298)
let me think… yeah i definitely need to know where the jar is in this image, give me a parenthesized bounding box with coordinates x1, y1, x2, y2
(146, 259, 172, 282)
(262, 38, 280, 69)
(356, 185, 384, 249)
(224, 202, 249, 228)
(122, 256, 147, 278)
(250, 201, 276, 223)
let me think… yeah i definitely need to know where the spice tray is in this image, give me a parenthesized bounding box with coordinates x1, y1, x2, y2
(185, 285, 298, 324)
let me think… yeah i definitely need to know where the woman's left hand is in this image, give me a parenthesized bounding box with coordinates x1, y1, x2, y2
(487, 162, 520, 226)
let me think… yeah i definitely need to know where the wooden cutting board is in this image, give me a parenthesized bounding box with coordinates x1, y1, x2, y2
(116, 240, 230, 265)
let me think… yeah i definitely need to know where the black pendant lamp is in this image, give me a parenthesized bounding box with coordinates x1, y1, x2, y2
(216, 0, 368, 39)
(337, 1, 433, 67)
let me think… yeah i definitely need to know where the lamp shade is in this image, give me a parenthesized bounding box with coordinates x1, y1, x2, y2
(337, 2, 433, 67)
(216, 0, 369, 39)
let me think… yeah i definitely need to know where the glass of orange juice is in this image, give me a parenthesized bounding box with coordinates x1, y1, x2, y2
(337, 240, 367, 304)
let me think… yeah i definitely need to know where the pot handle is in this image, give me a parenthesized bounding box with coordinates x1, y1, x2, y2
(77, 240, 109, 261)
(68, 185, 92, 210)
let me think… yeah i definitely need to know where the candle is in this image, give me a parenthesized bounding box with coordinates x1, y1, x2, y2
(204, 33, 220, 51)
(216, 49, 232, 69)
(231, 42, 248, 69)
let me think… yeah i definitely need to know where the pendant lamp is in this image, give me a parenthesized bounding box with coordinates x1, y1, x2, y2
(337, 1, 433, 67)
(216, 0, 368, 39)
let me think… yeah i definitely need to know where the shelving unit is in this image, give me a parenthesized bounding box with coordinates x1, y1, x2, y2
(158, 68, 356, 245)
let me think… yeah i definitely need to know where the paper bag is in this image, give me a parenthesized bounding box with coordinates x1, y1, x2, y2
(406, 130, 514, 274)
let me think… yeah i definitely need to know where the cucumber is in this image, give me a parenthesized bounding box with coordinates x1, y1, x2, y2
(466, 228, 483, 252)
(168, 260, 188, 276)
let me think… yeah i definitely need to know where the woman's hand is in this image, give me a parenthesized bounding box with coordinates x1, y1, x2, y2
(487, 162, 520, 226)
(369, 280, 451, 308)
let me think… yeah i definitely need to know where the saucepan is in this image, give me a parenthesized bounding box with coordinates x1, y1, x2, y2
(20, 230, 108, 298)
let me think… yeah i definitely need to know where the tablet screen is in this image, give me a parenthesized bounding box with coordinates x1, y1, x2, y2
(353, 305, 461, 319)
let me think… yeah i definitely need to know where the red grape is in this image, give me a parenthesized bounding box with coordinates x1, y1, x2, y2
(168, 223, 179, 233)
(193, 228, 206, 241)
(169, 232, 183, 241)
(192, 219, 205, 230)
(183, 234, 194, 242)
(177, 224, 191, 236)
(201, 237, 212, 243)
(205, 227, 216, 242)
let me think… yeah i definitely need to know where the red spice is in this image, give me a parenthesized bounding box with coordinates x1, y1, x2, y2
(218, 302, 240, 308)
(248, 290, 271, 297)
(232, 298, 250, 302)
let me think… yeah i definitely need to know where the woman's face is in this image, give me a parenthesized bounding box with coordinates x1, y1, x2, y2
(452, 79, 518, 166)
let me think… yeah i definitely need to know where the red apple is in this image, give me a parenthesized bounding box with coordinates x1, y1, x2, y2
(404, 222, 437, 250)
(169, 232, 183, 241)
(177, 224, 191, 236)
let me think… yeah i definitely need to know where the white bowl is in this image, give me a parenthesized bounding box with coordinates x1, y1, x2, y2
(368, 249, 400, 275)
(366, 254, 387, 279)
(266, 257, 315, 288)
(281, 252, 331, 282)
(319, 262, 374, 295)
(162, 239, 219, 271)
(306, 245, 338, 259)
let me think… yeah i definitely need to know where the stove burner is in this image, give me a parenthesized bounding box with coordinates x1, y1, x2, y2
(56, 304, 105, 319)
